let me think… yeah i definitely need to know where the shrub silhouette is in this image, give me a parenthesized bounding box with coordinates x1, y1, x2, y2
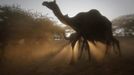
(0, 5, 64, 60)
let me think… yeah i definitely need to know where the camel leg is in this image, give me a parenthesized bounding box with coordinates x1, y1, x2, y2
(70, 39, 78, 64)
(112, 40, 118, 55)
(105, 41, 111, 57)
(112, 38, 121, 56)
(78, 39, 85, 59)
(85, 40, 91, 62)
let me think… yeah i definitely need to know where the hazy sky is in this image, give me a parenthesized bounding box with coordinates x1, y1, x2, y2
(0, 0, 134, 21)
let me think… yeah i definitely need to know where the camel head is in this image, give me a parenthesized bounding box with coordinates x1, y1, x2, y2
(42, 0, 57, 10)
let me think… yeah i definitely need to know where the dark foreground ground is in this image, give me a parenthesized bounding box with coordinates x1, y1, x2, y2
(0, 37, 134, 75)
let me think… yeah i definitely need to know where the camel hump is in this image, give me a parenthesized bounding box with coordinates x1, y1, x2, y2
(70, 9, 102, 24)
(68, 9, 112, 39)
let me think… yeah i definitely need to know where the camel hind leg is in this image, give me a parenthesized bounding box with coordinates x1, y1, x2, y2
(112, 37, 121, 56)
(104, 40, 112, 57)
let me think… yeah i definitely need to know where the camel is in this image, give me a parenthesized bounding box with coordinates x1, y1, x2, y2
(42, 0, 121, 63)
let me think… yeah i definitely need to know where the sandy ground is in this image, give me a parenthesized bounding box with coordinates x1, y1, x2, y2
(0, 37, 134, 75)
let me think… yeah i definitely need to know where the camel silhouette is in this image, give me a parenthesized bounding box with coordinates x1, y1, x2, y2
(42, 0, 121, 63)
